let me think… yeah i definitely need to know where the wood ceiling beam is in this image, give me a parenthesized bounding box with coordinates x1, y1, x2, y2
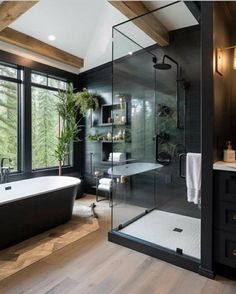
(0, 28, 84, 68)
(109, 1, 169, 46)
(0, 1, 38, 31)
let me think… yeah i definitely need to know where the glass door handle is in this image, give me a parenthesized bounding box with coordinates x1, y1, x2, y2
(179, 153, 186, 179)
(154, 134, 160, 162)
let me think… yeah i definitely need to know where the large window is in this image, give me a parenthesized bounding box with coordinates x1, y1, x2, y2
(0, 56, 75, 175)
(0, 63, 22, 171)
(31, 73, 69, 170)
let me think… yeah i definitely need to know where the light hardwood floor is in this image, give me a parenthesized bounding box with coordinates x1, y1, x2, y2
(0, 194, 235, 294)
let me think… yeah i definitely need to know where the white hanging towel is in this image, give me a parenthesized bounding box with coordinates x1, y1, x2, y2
(186, 153, 201, 204)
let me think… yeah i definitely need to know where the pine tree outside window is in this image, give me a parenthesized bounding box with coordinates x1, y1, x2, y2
(0, 63, 22, 172)
(31, 72, 70, 170)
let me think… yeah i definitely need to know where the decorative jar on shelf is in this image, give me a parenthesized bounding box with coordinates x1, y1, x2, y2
(107, 131, 112, 141)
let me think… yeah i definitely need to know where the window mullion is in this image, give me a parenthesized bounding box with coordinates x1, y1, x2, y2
(17, 75, 22, 172)
(22, 68, 32, 173)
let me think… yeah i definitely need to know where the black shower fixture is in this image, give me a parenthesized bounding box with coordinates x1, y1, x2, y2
(157, 104, 171, 117)
(182, 79, 191, 90)
(154, 62, 172, 70)
(153, 54, 191, 88)
(153, 54, 179, 71)
(153, 54, 186, 129)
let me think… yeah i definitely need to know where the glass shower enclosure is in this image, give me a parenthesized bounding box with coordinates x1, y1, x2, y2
(108, 2, 201, 272)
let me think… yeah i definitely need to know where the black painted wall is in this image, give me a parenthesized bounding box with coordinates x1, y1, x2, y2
(213, 2, 233, 162)
(227, 10, 236, 155)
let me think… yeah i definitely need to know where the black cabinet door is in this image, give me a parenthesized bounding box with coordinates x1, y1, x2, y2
(215, 230, 236, 268)
(215, 171, 236, 203)
(215, 202, 236, 233)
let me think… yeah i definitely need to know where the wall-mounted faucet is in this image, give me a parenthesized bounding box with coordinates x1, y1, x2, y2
(0, 158, 12, 184)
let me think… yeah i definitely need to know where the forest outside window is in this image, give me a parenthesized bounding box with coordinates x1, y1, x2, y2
(0, 63, 22, 172)
(31, 72, 70, 170)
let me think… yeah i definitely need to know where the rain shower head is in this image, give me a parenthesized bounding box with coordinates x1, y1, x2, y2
(153, 62, 172, 70)
(153, 54, 179, 70)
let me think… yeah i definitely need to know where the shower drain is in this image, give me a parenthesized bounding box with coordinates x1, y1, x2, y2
(173, 228, 183, 232)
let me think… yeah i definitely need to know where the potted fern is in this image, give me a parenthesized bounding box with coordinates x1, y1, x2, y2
(55, 85, 99, 176)
(75, 88, 99, 116)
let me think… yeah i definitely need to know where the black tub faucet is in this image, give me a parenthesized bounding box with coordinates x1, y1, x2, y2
(0, 158, 12, 184)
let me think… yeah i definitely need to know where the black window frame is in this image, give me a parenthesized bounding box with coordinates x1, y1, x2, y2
(31, 71, 72, 171)
(0, 50, 81, 181)
(0, 62, 23, 173)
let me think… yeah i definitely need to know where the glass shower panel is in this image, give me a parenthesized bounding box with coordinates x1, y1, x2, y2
(112, 28, 157, 229)
(111, 2, 201, 261)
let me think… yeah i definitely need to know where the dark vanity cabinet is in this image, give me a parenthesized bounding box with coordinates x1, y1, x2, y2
(214, 170, 236, 268)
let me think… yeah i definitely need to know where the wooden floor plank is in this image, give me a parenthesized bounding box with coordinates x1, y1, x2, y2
(45, 277, 77, 294)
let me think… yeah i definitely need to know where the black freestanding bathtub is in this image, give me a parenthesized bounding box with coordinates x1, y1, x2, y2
(0, 176, 80, 250)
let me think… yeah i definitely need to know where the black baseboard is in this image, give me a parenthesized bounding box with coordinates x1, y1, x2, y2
(215, 263, 236, 280)
(108, 230, 200, 274)
(198, 266, 215, 279)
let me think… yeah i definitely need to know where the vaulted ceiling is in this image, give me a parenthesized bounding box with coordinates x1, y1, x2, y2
(0, 0, 198, 73)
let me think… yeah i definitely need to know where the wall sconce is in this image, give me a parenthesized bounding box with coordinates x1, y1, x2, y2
(216, 45, 236, 76)
(233, 48, 236, 70)
(216, 48, 223, 75)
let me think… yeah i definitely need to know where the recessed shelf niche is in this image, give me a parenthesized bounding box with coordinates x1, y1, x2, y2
(101, 102, 128, 126)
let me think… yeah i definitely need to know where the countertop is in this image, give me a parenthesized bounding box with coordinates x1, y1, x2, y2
(213, 161, 236, 172)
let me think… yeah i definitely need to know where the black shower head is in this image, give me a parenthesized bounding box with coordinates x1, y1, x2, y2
(153, 54, 178, 70)
(153, 62, 172, 70)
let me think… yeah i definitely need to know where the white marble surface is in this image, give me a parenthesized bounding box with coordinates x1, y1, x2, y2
(108, 162, 163, 176)
(213, 161, 236, 172)
(0, 176, 81, 205)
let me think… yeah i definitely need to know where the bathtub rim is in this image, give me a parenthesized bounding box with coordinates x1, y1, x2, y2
(0, 176, 81, 206)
